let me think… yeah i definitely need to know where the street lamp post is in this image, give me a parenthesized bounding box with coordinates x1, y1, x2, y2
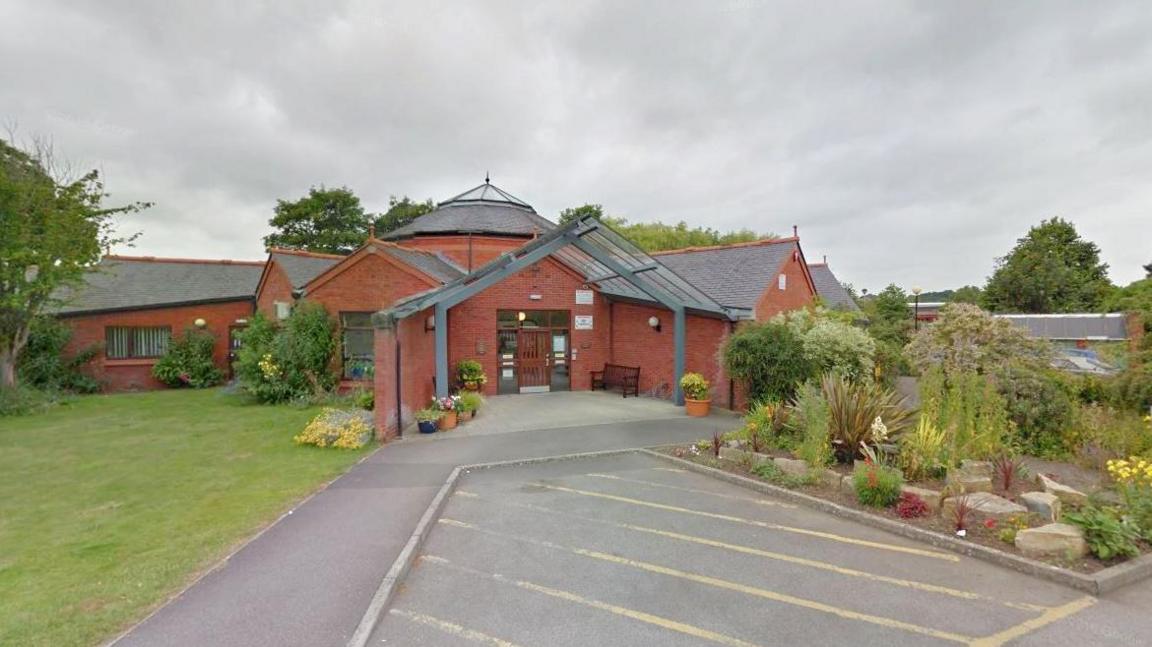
(911, 286, 923, 331)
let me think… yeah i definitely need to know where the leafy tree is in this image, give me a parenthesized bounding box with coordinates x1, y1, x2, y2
(152, 328, 222, 388)
(982, 217, 1113, 313)
(17, 315, 100, 393)
(773, 309, 876, 382)
(1103, 278, 1152, 315)
(864, 284, 912, 346)
(373, 195, 434, 236)
(234, 302, 338, 403)
(905, 303, 1052, 376)
(558, 204, 769, 252)
(1144, 260, 1151, 278)
(723, 320, 813, 403)
(949, 285, 983, 304)
(263, 186, 369, 254)
(1, 137, 147, 390)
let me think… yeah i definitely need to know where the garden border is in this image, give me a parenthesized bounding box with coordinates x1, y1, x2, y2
(641, 448, 1152, 595)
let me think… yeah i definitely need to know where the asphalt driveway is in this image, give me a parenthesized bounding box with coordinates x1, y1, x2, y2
(372, 453, 1152, 647)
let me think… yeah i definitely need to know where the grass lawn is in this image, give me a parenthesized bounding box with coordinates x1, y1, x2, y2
(0, 388, 374, 647)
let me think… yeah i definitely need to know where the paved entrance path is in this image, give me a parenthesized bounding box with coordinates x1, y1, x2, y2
(374, 454, 1152, 647)
(112, 397, 728, 647)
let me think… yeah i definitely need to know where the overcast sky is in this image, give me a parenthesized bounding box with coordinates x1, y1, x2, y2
(2, 1, 1149, 292)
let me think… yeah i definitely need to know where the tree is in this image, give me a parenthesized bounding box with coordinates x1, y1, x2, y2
(1, 137, 147, 390)
(373, 195, 434, 236)
(722, 320, 813, 403)
(904, 303, 1052, 376)
(1144, 260, 1151, 278)
(982, 217, 1113, 313)
(863, 284, 912, 346)
(948, 285, 983, 304)
(557, 204, 770, 252)
(263, 186, 369, 254)
(558, 203, 605, 225)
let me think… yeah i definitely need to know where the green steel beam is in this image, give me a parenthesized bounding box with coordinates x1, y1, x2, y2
(434, 303, 449, 398)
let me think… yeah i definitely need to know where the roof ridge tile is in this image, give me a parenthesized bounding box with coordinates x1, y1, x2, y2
(649, 237, 798, 256)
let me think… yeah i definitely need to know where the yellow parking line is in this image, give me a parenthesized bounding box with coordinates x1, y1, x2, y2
(536, 483, 959, 562)
(969, 596, 1097, 647)
(421, 555, 765, 647)
(452, 490, 1040, 611)
(389, 608, 523, 647)
(437, 519, 973, 644)
(585, 473, 798, 508)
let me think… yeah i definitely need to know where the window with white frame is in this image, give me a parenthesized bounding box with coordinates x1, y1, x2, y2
(340, 312, 374, 379)
(105, 326, 171, 359)
(778, 274, 787, 290)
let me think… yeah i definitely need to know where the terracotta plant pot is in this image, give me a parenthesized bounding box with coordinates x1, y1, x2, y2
(684, 398, 711, 417)
(439, 411, 459, 430)
(463, 381, 480, 391)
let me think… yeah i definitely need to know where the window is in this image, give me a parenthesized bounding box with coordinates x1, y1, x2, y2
(778, 274, 787, 290)
(341, 312, 374, 379)
(274, 301, 292, 320)
(105, 326, 171, 359)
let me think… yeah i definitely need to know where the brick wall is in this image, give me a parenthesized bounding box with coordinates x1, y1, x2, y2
(373, 306, 438, 438)
(397, 234, 530, 270)
(307, 249, 436, 314)
(60, 299, 254, 391)
(255, 261, 294, 318)
(754, 243, 816, 320)
(448, 257, 611, 395)
(608, 302, 732, 403)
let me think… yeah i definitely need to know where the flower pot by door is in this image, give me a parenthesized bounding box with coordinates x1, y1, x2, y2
(418, 420, 438, 434)
(685, 398, 711, 417)
(464, 381, 479, 391)
(439, 411, 459, 430)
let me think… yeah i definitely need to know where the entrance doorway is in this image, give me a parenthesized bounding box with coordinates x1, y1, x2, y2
(496, 310, 571, 394)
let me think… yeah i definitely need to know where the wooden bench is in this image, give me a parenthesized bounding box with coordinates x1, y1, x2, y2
(590, 364, 640, 398)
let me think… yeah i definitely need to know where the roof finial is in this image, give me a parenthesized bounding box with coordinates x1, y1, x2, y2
(823, 254, 827, 264)
(485, 171, 490, 184)
(792, 225, 798, 238)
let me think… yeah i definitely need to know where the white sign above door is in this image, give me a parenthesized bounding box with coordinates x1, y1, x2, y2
(575, 289, 594, 305)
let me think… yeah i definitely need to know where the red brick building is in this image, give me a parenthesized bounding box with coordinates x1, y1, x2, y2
(53, 181, 857, 437)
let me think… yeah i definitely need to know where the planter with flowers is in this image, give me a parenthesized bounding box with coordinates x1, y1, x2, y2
(415, 407, 441, 434)
(680, 372, 711, 417)
(434, 396, 461, 430)
(457, 360, 488, 392)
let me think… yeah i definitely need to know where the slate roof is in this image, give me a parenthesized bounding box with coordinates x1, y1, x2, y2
(377, 244, 464, 284)
(269, 250, 343, 289)
(53, 256, 264, 315)
(651, 240, 799, 310)
(808, 263, 860, 312)
(997, 313, 1128, 341)
(382, 181, 556, 240)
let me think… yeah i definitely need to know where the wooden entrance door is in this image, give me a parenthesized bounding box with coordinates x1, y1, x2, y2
(517, 330, 551, 390)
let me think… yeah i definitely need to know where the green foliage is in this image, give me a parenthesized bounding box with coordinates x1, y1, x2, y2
(16, 315, 100, 393)
(790, 382, 832, 469)
(234, 303, 338, 403)
(872, 339, 909, 386)
(680, 372, 710, 400)
(372, 195, 434, 236)
(1064, 505, 1141, 560)
(1111, 362, 1152, 413)
(853, 462, 904, 507)
(263, 185, 369, 254)
(744, 400, 791, 452)
(457, 359, 487, 385)
(1102, 277, 1152, 315)
(994, 366, 1076, 457)
(458, 390, 484, 413)
(949, 285, 984, 305)
(864, 284, 913, 346)
(415, 407, 441, 423)
(558, 204, 770, 252)
(351, 387, 374, 411)
(0, 383, 58, 417)
(723, 320, 813, 403)
(1069, 404, 1152, 467)
(822, 373, 915, 461)
(1119, 485, 1152, 543)
(751, 462, 818, 488)
(1, 136, 148, 389)
(919, 368, 1010, 463)
(775, 309, 876, 381)
(905, 303, 1052, 376)
(293, 408, 373, 449)
(152, 328, 223, 388)
(983, 217, 1113, 313)
(900, 417, 947, 482)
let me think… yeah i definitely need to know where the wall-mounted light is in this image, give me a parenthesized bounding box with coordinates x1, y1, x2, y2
(517, 311, 527, 322)
(648, 316, 661, 332)
(425, 314, 436, 332)
(194, 318, 207, 328)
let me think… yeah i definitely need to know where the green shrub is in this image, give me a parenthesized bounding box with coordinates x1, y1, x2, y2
(458, 390, 484, 413)
(723, 321, 813, 403)
(234, 302, 338, 403)
(1064, 505, 1141, 561)
(823, 373, 915, 461)
(853, 462, 904, 507)
(17, 315, 100, 393)
(680, 372, 710, 400)
(152, 328, 222, 388)
(0, 384, 58, 417)
(994, 366, 1076, 457)
(351, 387, 374, 411)
(790, 381, 832, 469)
(743, 400, 791, 452)
(919, 368, 1009, 464)
(752, 462, 818, 488)
(1068, 404, 1152, 468)
(905, 303, 1051, 376)
(457, 359, 487, 386)
(900, 416, 947, 482)
(1111, 361, 1152, 413)
(293, 408, 373, 449)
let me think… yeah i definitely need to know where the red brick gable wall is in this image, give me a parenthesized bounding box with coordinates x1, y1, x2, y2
(373, 306, 436, 437)
(306, 250, 435, 315)
(61, 300, 254, 391)
(754, 244, 816, 320)
(608, 302, 732, 403)
(255, 261, 294, 318)
(448, 257, 610, 395)
(397, 235, 529, 271)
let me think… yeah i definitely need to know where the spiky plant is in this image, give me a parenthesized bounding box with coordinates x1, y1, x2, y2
(822, 374, 915, 462)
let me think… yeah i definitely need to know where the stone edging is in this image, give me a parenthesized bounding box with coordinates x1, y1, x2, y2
(345, 446, 654, 647)
(640, 448, 1152, 595)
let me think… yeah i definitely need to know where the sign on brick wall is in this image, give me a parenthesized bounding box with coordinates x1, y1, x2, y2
(574, 315, 593, 330)
(575, 289, 594, 305)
